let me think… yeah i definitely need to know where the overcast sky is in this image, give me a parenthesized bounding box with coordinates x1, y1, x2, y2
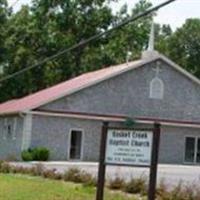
(7, 0, 200, 31)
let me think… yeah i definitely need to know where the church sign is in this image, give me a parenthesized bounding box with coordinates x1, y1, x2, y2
(105, 128, 153, 166)
(96, 123, 161, 200)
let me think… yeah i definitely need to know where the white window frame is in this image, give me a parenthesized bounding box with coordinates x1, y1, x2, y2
(68, 128, 84, 161)
(184, 136, 200, 165)
(149, 77, 164, 99)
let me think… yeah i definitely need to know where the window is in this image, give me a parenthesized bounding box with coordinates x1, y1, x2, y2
(149, 77, 164, 99)
(3, 118, 17, 140)
(185, 137, 200, 164)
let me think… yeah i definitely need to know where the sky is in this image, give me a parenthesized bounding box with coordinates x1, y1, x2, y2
(7, 0, 200, 31)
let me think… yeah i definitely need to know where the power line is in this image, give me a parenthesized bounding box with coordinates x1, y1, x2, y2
(0, 0, 177, 83)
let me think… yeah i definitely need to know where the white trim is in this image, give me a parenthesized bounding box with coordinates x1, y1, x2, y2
(26, 111, 126, 122)
(136, 120, 200, 128)
(21, 114, 33, 150)
(68, 128, 84, 161)
(25, 111, 200, 129)
(12, 117, 17, 140)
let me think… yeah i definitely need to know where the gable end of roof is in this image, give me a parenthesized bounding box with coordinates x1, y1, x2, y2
(1, 53, 200, 115)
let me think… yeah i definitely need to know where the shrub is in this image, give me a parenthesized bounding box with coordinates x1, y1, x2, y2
(0, 160, 4, 169)
(32, 147, 49, 161)
(21, 150, 33, 161)
(108, 176, 125, 190)
(31, 163, 45, 176)
(63, 168, 96, 186)
(156, 179, 171, 200)
(21, 147, 49, 161)
(81, 172, 97, 187)
(0, 162, 11, 173)
(42, 168, 63, 180)
(63, 168, 83, 183)
(124, 177, 147, 195)
(156, 180, 200, 200)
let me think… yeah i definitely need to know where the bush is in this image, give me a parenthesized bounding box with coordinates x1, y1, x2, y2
(124, 177, 147, 195)
(63, 168, 96, 186)
(32, 147, 49, 161)
(31, 163, 45, 176)
(156, 181, 200, 200)
(108, 176, 125, 190)
(0, 162, 11, 173)
(21, 150, 33, 161)
(63, 168, 83, 183)
(21, 147, 49, 161)
(42, 169, 63, 180)
(81, 172, 97, 187)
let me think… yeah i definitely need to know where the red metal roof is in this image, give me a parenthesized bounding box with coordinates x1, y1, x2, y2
(0, 60, 142, 115)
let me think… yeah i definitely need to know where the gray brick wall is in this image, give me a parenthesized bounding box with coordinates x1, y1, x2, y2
(0, 115, 23, 160)
(31, 114, 200, 164)
(159, 126, 200, 164)
(41, 59, 200, 121)
(31, 115, 103, 161)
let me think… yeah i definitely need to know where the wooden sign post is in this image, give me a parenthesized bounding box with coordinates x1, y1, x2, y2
(96, 122, 161, 200)
(148, 123, 161, 200)
(96, 121, 109, 200)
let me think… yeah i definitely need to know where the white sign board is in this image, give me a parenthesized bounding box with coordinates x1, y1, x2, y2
(105, 129, 153, 166)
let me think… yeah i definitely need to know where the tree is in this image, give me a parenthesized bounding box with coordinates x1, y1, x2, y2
(158, 19, 200, 78)
(155, 23, 172, 54)
(0, 0, 115, 101)
(1, 6, 41, 101)
(30, 0, 114, 76)
(0, 0, 9, 73)
(103, 0, 153, 64)
(0, 0, 155, 102)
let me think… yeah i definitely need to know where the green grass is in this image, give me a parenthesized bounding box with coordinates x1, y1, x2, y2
(0, 174, 139, 200)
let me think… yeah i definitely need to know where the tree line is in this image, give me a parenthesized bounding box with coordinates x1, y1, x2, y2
(0, 0, 200, 102)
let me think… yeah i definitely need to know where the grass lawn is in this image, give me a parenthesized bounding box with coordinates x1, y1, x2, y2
(0, 174, 139, 200)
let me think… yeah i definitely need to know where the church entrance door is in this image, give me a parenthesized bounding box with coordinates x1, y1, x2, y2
(69, 129, 83, 160)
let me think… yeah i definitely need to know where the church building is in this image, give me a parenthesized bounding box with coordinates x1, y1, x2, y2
(0, 25, 200, 165)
